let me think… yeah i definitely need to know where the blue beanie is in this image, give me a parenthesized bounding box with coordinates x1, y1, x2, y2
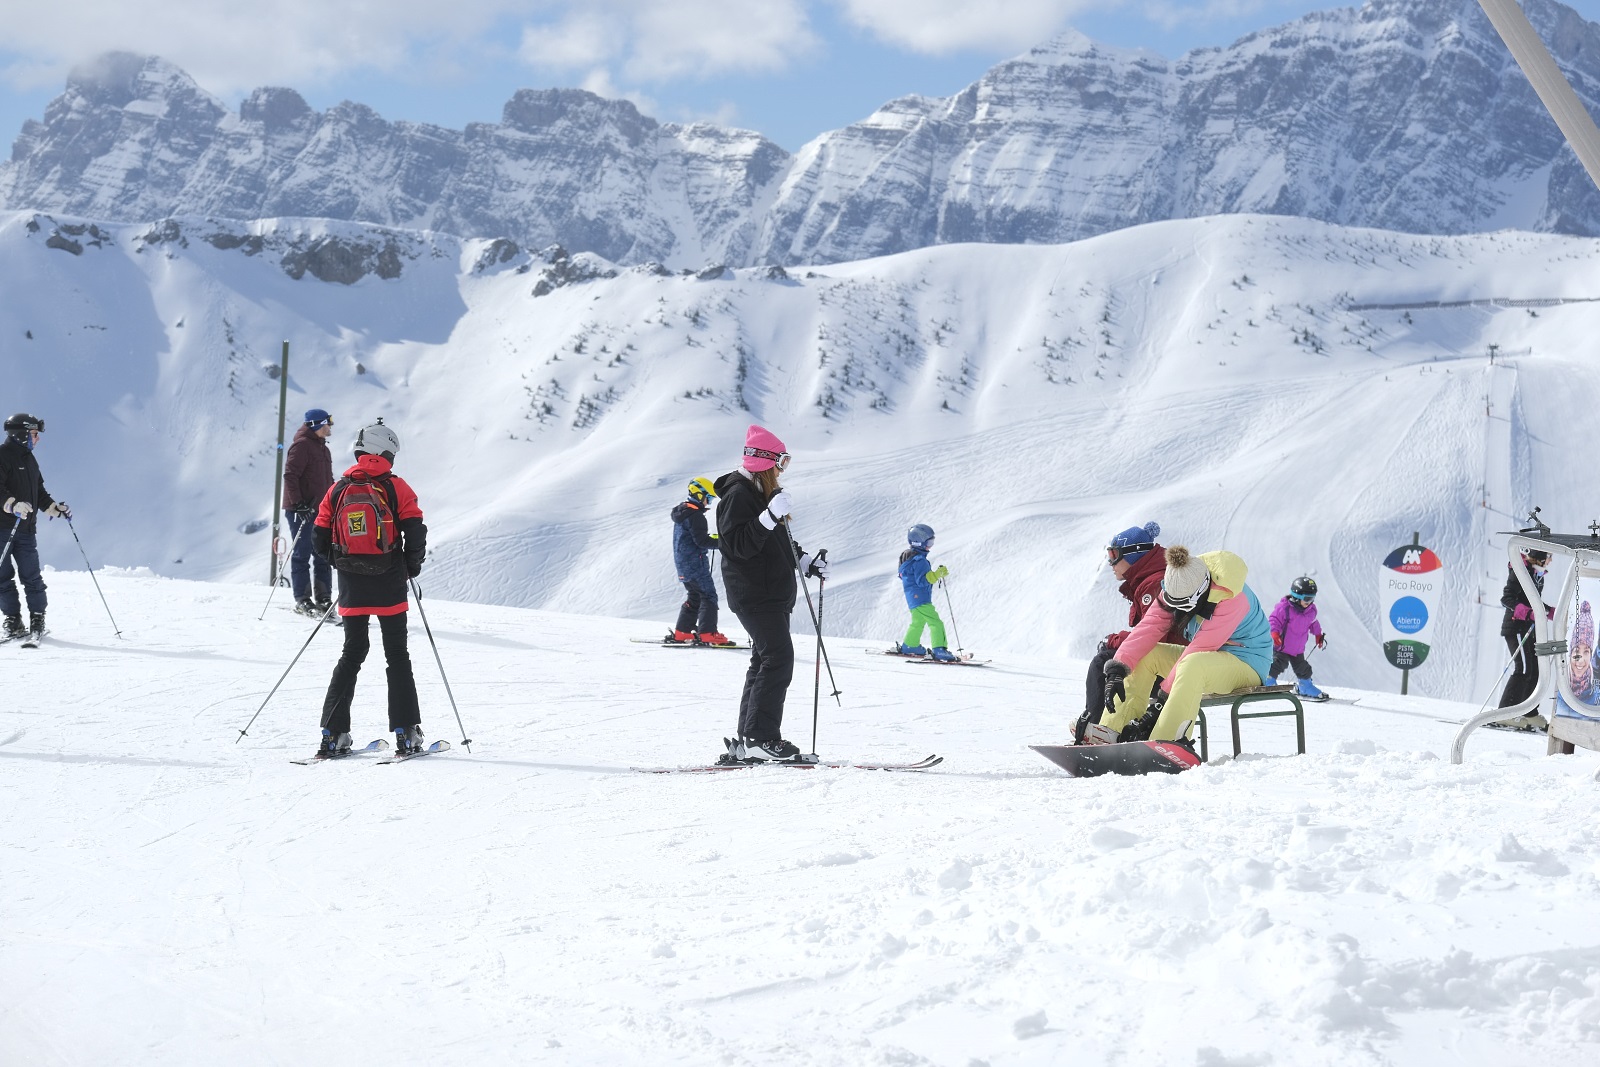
(1109, 522, 1161, 564)
(304, 408, 332, 429)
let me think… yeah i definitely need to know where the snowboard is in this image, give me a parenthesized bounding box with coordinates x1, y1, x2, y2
(1030, 741, 1202, 778)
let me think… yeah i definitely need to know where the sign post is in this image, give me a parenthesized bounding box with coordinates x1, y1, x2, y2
(268, 340, 290, 586)
(1379, 532, 1443, 695)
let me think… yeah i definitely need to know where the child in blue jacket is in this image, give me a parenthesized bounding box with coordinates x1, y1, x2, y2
(897, 524, 956, 661)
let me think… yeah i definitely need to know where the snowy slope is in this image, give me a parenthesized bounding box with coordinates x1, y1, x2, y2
(4, 208, 1600, 701)
(0, 572, 1595, 1066)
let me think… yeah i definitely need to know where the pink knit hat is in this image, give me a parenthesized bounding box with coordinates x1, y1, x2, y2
(742, 424, 788, 472)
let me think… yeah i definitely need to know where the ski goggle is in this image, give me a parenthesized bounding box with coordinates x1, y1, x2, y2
(1159, 576, 1210, 612)
(1106, 541, 1154, 565)
(1291, 595, 1314, 606)
(743, 446, 791, 471)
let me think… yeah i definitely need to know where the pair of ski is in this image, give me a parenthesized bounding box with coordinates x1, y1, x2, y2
(636, 752, 943, 774)
(291, 738, 451, 765)
(2, 628, 47, 649)
(876, 648, 989, 667)
(629, 637, 743, 650)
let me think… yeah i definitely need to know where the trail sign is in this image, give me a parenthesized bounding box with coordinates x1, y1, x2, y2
(1380, 538, 1442, 686)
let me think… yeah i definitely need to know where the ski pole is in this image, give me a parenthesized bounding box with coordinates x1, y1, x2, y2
(410, 580, 472, 751)
(1466, 627, 1534, 727)
(940, 577, 964, 653)
(63, 517, 122, 637)
(782, 521, 842, 707)
(0, 514, 20, 574)
(258, 511, 311, 620)
(811, 550, 828, 756)
(235, 600, 337, 742)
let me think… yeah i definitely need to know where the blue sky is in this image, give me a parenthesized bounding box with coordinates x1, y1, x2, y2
(3, 1, 1600, 153)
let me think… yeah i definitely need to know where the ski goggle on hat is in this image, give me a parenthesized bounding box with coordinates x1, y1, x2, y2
(743, 445, 791, 471)
(1159, 574, 1211, 612)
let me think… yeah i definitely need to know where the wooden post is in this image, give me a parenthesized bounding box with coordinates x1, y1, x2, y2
(269, 340, 290, 586)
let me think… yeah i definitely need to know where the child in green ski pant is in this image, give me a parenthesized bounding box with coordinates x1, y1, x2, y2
(897, 523, 957, 662)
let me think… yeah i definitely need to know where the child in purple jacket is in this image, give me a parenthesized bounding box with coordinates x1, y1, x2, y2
(1268, 576, 1328, 700)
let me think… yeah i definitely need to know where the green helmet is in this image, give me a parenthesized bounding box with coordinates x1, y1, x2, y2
(687, 477, 716, 505)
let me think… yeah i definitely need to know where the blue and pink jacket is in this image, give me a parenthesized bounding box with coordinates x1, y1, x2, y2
(1113, 549, 1273, 688)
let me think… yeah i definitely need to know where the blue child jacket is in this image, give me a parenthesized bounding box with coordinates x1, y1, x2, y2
(899, 548, 934, 609)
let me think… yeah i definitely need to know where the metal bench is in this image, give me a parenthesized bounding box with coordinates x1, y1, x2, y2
(1194, 685, 1305, 762)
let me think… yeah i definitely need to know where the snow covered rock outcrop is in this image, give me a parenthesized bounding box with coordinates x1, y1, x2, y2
(7, 2, 1600, 262)
(0, 54, 784, 268)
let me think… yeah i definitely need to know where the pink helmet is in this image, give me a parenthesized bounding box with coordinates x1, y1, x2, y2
(742, 424, 788, 472)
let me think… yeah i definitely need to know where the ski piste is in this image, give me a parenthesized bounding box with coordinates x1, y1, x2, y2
(629, 638, 743, 649)
(377, 739, 451, 764)
(290, 738, 390, 764)
(1030, 741, 1201, 778)
(634, 753, 942, 774)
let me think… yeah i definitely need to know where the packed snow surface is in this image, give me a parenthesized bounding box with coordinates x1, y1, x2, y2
(2, 573, 1596, 1065)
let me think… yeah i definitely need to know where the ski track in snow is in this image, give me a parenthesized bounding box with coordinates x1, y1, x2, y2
(1, 573, 1597, 1066)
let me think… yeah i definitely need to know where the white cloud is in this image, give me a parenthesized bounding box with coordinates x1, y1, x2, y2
(0, 0, 533, 93)
(829, 0, 1100, 55)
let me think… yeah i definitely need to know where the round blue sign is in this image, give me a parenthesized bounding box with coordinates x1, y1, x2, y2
(1389, 596, 1428, 635)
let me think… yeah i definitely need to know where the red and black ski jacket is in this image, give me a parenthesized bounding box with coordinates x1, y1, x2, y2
(1105, 546, 1185, 650)
(312, 454, 426, 616)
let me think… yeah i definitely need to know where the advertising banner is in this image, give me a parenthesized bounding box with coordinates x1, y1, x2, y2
(1379, 541, 1442, 671)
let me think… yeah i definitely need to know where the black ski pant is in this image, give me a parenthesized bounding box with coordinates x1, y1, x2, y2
(1270, 651, 1313, 681)
(320, 612, 421, 734)
(0, 525, 46, 618)
(1084, 643, 1117, 721)
(674, 577, 719, 634)
(734, 608, 794, 741)
(1498, 628, 1539, 709)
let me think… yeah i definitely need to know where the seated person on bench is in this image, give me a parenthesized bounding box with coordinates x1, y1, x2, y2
(1100, 545, 1273, 744)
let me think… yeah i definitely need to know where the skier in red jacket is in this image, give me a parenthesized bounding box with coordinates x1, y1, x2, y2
(1075, 522, 1173, 744)
(310, 420, 428, 757)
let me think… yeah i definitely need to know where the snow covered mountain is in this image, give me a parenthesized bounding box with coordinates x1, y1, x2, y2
(3, 206, 1595, 703)
(5, 0, 1600, 266)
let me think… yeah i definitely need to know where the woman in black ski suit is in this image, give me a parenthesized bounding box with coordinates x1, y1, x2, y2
(1495, 548, 1552, 728)
(713, 425, 827, 763)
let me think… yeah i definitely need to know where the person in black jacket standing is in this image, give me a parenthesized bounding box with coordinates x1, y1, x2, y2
(713, 424, 828, 763)
(0, 413, 67, 642)
(1494, 548, 1552, 731)
(283, 408, 335, 616)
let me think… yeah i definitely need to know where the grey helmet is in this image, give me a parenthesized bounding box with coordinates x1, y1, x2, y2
(907, 523, 935, 549)
(353, 419, 399, 460)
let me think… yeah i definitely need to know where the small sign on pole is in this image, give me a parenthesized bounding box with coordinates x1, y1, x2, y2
(1379, 532, 1443, 694)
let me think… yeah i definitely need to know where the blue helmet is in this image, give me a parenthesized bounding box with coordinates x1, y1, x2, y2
(1107, 522, 1160, 565)
(907, 523, 935, 549)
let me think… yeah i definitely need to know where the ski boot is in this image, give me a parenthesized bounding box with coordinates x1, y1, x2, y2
(1488, 711, 1547, 733)
(695, 631, 733, 647)
(293, 598, 319, 617)
(2, 615, 23, 642)
(1120, 709, 1159, 743)
(665, 629, 695, 644)
(929, 647, 959, 662)
(1266, 675, 1279, 686)
(742, 737, 804, 762)
(27, 613, 45, 640)
(317, 729, 354, 758)
(897, 643, 927, 657)
(1294, 678, 1329, 702)
(394, 725, 425, 755)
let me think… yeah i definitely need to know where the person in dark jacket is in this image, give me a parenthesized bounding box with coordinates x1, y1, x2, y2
(667, 476, 730, 645)
(311, 420, 429, 756)
(0, 413, 66, 642)
(1495, 548, 1552, 731)
(283, 408, 335, 615)
(1074, 522, 1172, 744)
(713, 424, 828, 763)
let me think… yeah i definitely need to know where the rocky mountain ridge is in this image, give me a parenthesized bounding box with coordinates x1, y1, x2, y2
(5, 0, 1600, 264)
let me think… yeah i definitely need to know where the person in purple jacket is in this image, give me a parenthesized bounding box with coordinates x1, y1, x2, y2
(1268, 576, 1329, 701)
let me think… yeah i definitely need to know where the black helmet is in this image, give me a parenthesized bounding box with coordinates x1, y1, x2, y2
(4, 413, 43, 439)
(1290, 576, 1318, 600)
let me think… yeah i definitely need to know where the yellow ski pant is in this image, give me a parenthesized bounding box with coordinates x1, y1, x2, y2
(1104, 644, 1262, 741)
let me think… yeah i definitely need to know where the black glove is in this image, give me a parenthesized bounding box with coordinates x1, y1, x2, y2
(406, 558, 422, 578)
(292, 502, 313, 515)
(1102, 659, 1130, 714)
